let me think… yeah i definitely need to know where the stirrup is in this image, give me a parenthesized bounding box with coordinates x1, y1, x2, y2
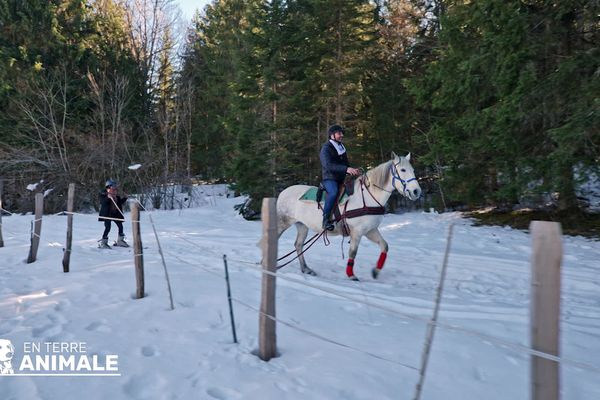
(322, 217, 334, 231)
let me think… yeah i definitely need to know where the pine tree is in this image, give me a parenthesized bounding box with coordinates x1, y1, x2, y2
(156, 25, 176, 182)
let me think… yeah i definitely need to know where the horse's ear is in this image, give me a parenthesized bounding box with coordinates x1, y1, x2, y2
(405, 152, 411, 162)
(391, 151, 398, 160)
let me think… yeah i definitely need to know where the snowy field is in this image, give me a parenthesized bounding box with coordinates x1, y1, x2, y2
(0, 190, 599, 399)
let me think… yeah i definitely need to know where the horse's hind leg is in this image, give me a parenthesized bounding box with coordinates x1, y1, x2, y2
(366, 228, 389, 279)
(256, 215, 292, 266)
(277, 215, 293, 238)
(294, 223, 316, 276)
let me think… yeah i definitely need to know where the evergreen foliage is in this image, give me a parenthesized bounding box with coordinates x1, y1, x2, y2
(410, 0, 599, 210)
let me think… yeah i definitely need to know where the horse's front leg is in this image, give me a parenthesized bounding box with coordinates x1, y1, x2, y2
(346, 234, 363, 281)
(295, 223, 316, 276)
(366, 228, 389, 279)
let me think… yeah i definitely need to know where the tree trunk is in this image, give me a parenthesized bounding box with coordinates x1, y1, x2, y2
(557, 164, 579, 212)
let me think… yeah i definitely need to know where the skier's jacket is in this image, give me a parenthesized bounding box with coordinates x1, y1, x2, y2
(98, 190, 128, 222)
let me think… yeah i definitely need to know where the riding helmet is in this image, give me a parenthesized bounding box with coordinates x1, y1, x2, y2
(105, 179, 117, 188)
(328, 124, 345, 137)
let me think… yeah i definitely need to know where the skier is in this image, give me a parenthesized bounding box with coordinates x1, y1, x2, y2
(98, 179, 129, 248)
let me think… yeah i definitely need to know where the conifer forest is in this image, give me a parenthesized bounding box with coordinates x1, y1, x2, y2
(0, 1, 598, 217)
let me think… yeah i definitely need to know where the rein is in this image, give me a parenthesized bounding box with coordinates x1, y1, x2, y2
(276, 229, 328, 270)
(108, 195, 126, 219)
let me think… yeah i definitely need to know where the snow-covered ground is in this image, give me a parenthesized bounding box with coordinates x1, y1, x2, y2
(0, 190, 599, 399)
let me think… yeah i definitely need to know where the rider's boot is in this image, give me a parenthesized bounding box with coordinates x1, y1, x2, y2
(322, 213, 334, 231)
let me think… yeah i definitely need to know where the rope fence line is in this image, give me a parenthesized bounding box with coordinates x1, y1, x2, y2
(171, 238, 600, 325)
(222, 256, 600, 375)
(168, 232, 225, 253)
(158, 237, 421, 371)
(222, 253, 600, 321)
(452, 259, 594, 283)
(0, 204, 157, 255)
(167, 238, 458, 318)
(1, 207, 137, 262)
(0, 225, 32, 243)
(63, 211, 125, 222)
(231, 297, 419, 371)
(164, 250, 226, 280)
(0, 207, 14, 215)
(444, 234, 598, 283)
(156, 236, 426, 371)
(225, 254, 528, 305)
(275, 236, 593, 284)
(148, 213, 175, 310)
(162, 246, 407, 369)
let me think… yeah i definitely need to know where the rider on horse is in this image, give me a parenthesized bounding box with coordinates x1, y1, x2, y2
(319, 124, 361, 231)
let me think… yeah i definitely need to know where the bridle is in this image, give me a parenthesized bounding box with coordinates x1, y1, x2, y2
(390, 161, 418, 194)
(368, 160, 417, 196)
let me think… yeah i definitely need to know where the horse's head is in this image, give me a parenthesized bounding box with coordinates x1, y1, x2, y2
(390, 152, 421, 201)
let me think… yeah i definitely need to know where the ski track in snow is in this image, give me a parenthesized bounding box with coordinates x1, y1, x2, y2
(0, 191, 599, 400)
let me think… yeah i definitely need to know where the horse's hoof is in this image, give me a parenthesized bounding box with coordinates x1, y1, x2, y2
(348, 275, 359, 281)
(302, 268, 317, 276)
(372, 267, 381, 279)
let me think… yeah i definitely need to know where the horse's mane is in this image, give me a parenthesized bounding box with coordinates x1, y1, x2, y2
(363, 159, 394, 189)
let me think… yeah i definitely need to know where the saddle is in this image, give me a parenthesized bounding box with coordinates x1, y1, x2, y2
(315, 177, 355, 204)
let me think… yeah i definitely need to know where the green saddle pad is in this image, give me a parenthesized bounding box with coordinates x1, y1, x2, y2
(299, 187, 349, 205)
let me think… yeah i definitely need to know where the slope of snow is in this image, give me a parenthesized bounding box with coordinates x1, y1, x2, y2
(0, 194, 598, 399)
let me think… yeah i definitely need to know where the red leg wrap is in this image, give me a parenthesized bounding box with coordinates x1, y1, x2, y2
(346, 258, 355, 277)
(376, 252, 387, 270)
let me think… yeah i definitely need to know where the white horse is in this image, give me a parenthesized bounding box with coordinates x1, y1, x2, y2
(277, 152, 421, 280)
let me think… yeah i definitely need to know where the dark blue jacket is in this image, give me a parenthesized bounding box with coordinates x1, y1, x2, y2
(320, 141, 349, 183)
(98, 191, 127, 222)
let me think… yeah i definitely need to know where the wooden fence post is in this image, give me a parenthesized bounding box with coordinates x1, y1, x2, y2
(27, 193, 44, 264)
(530, 221, 562, 400)
(258, 198, 277, 361)
(0, 179, 4, 248)
(131, 201, 145, 299)
(62, 183, 75, 272)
